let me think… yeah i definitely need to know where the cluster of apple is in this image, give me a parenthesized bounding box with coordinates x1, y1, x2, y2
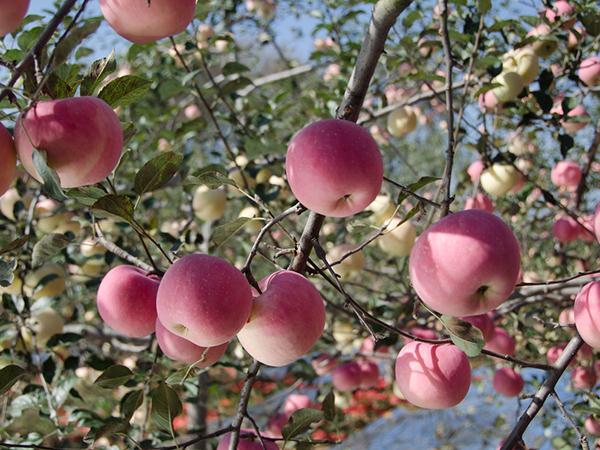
(97, 255, 326, 368)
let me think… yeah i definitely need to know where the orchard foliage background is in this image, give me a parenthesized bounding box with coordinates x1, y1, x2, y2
(0, 0, 599, 449)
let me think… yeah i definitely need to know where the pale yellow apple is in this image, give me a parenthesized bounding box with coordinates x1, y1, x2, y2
(228, 168, 256, 196)
(80, 238, 106, 258)
(0, 188, 21, 221)
(24, 264, 66, 300)
(37, 212, 78, 234)
(0, 274, 22, 295)
(54, 216, 81, 235)
(502, 48, 539, 85)
(491, 71, 524, 103)
(27, 307, 64, 344)
(328, 244, 365, 279)
(528, 24, 558, 58)
(387, 106, 417, 137)
(378, 218, 417, 257)
(480, 164, 519, 196)
(238, 206, 263, 233)
(367, 195, 396, 225)
(193, 186, 227, 222)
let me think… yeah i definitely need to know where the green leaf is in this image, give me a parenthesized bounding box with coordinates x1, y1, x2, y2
(92, 195, 135, 223)
(222, 62, 250, 76)
(0, 365, 26, 395)
(211, 217, 253, 248)
(396, 176, 440, 205)
(53, 20, 101, 67)
(32, 149, 67, 201)
(0, 236, 29, 256)
(44, 72, 75, 99)
(134, 152, 183, 196)
(190, 164, 234, 189)
(440, 315, 484, 357)
(322, 390, 335, 421)
(150, 382, 182, 433)
(220, 76, 253, 96)
(66, 186, 107, 207)
(120, 389, 144, 422)
(85, 417, 129, 443)
(98, 75, 151, 109)
(94, 365, 133, 389)
(282, 408, 324, 442)
(80, 51, 117, 96)
(166, 366, 199, 386)
(31, 233, 73, 268)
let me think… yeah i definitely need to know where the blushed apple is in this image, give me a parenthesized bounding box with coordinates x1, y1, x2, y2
(282, 394, 313, 416)
(467, 160, 485, 183)
(552, 216, 580, 243)
(578, 56, 600, 86)
(480, 164, 519, 196)
(571, 366, 597, 389)
(0, 124, 16, 197)
(394, 342, 471, 409)
(478, 91, 500, 112)
(502, 48, 539, 85)
(0, 0, 29, 36)
(285, 119, 383, 217)
(97, 265, 160, 338)
(464, 193, 494, 213)
(544, 0, 575, 27)
(237, 270, 325, 366)
(387, 106, 418, 137)
(157, 253, 252, 347)
(15, 97, 123, 188)
(492, 367, 524, 397)
(357, 359, 380, 388)
(484, 327, 516, 355)
(332, 361, 363, 392)
(100, 0, 196, 44)
(378, 218, 417, 257)
(192, 186, 227, 222)
(312, 353, 337, 375)
(574, 281, 600, 349)
(409, 210, 521, 317)
(551, 161, 581, 188)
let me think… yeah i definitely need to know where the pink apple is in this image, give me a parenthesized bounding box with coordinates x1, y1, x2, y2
(237, 270, 325, 366)
(217, 430, 278, 450)
(100, 0, 196, 44)
(578, 56, 600, 86)
(552, 216, 580, 243)
(547, 345, 565, 365)
(571, 366, 597, 389)
(0, 124, 17, 197)
(403, 327, 438, 343)
(15, 97, 123, 188)
(394, 342, 471, 409)
(0, 0, 29, 36)
(357, 359, 380, 389)
(585, 417, 600, 436)
(332, 361, 363, 392)
(96, 265, 160, 338)
(467, 160, 485, 182)
(464, 193, 494, 213)
(312, 353, 337, 375)
(478, 91, 500, 112)
(559, 307, 575, 326)
(285, 119, 383, 217)
(156, 253, 252, 347)
(360, 336, 389, 355)
(484, 327, 516, 355)
(493, 367, 524, 397)
(282, 394, 313, 416)
(461, 314, 495, 342)
(409, 210, 521, 317)
(574, 281, 600, 349)
(551, 161, 582, 188)
(155, 319, 227, 366)
(544, 1, 575, 27)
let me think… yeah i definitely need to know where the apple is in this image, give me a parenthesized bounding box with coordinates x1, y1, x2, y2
(568, 26, 586, 49)
(34, 197, 59, 217)
(360, 336, 390, 355)
(394, 342, 471, 409)
(502, 48, 540, 85)
(480, 164, 519, 196)
(551, 161, 581, 188)
(197, 24, 214, 48)
(491, 71, 524, 103)
(238, 206, 263, 233)
(559, 307, 575, 326)
(323, 63, 341, 81)
(97, 265, 160, 338)
(594, 203, 600, 243)
(155, 319, 227, 366)
(285, 119, 383, 217)
(552, 216, 580, 243)
(237, 270, 325, 366)
(571, 366, 597, 390)
(157, 253, 252, 347)
(378, 218, 417, 257)
(0, 188, 21, 221)
(282, 394, 313, 416)
(217, 430, 278, 450)
(247, 0, 276, 19)
(461, 314, 495, 342)
(484, 327, 516, 355)
(15, 97, 123, 188)
(357, 359, 380, 388)
(557, 105, 590, 134)
(578, 215, 595, 242)
(508, 132, 537, 156)
(464, 193, 494, 213)
(387, 106, 418, 137)
(478, 91, 500, 112)
(585, 417, 600, 436)
(327, 244, 365, 279)
(0, 124, 16, 197)
(0, 0, 29, 36)
(312, 353, 337, 375)
(25, 307, 64, 345)
(547, 345, 566, 365)
(192, 186, 227, 222)
(467, 160, 485, 182)
(578, 56, 600, 86)
(332, 361, 363, 392)
(574, 281, 600, 349)
(184, 105, 201, 121)
(409, 209, 521, 317)
(80, 238, 106, 259)
(492, 367, 524, 397)
(405, 327, 438, 342)
(528, 24, 558, 57)
(99, 0, 196, 44)
(367, 194, 396, 225)
(24, 263, 66, 300)
(545, 0, 575, 27)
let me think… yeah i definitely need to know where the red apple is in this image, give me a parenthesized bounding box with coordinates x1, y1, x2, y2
(409, 210, 521, 317)
(571, 366, 597, 389)
(332, 361, 363, 392)
(357, 359, 380, 389)
(464, 193, 494, 213)
(394, 342, 471, 409)
(100, 0, 196, 44)
(15, 97, 123, 188)
(574, 281, 600, 349)
(585, 417, 600, 436)
(156, 253, 252, 347)
(484, 327, 516, 355)
(544, 1, 575, 27)
(552, 216, 580, 243)
(96, 265, 160, 338)
(578, 56, 600, 87)
(0, 0, 29, 36)
(237, 270, 325, 366)
(493, 367, 524, 397)
(0, 124, 17, 196)
(285, 119, 383, 217)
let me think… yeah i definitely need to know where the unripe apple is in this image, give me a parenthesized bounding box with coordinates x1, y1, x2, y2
(409, 210, 521, 317)
(357, 359, 380, 388)
(0, 123, 16, 197)
(157, 253, 252, 347)
(0, 0, 29, 36)
(0, 188, 21, 221)
(552, 216, 580, 243)
(491, 72, 524, 103)
(502, 48, 540, 85)
(467, 160, 485, 182)
(394, 342, 471, 409)
(228, 167, 256, 192)
(461, 314, 495, 342)
(332, 361, 363, 392)
(285, 119, 383, 218)
(99, 0, 196, 44)
(571, 366, 597, 389)
(578, 56, 600, 86)
(217, 430, 278, 450)
(237, 270, 325, 366)
(97, 265, 160, 338)
(528, 24, 558, 57)
(551, 161, 581, 188)
(387, 106, 418, 137)
(155, 319, 227, 365)
(492, 367, 524, 397)
(508, 133, 537, 156)
(378, 218, 417, 257)
(585, 417, 600, 436)
(484, 327, 516, 355)
(367, 195, 395, 225)
(26, 307, 64, 345)
(192, 186, 227, 222)
(238, 206, 263, 233)
(464, 193, 494, 213)
(312, 353, 337, 375)
(574, 281, 600, 349)
(327, 244, 365, 279)
(480, 164, 519, 196)
(24, 264, 66, 300)
(80, 238, 106, 259)
(15, 97, 123, 188)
